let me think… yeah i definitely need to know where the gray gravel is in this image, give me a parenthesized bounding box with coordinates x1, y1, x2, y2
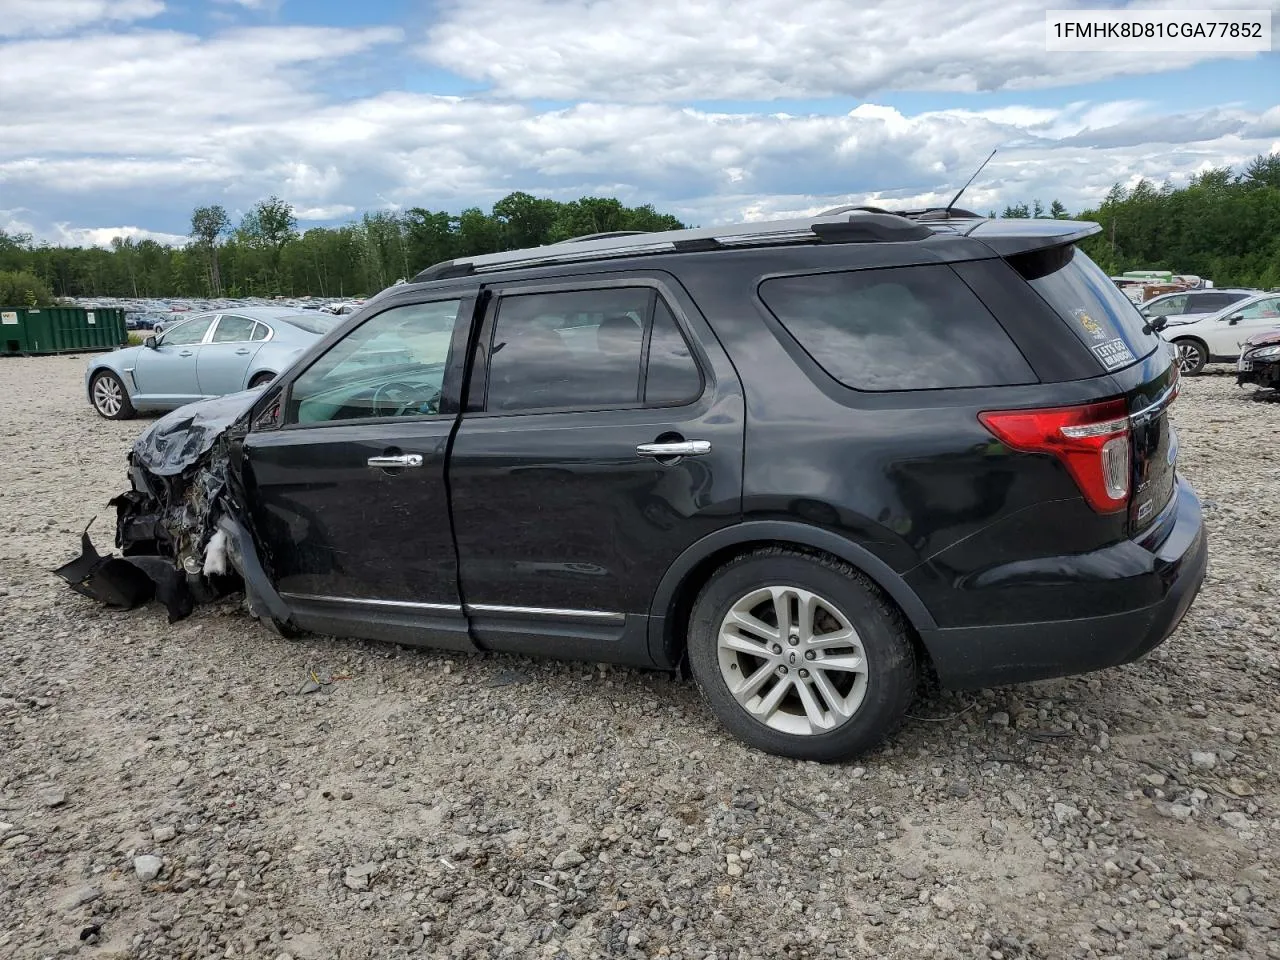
(2, 355, 1279, 959)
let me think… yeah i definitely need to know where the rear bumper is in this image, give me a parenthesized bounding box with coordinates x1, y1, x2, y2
(919, 478, 1207, 689)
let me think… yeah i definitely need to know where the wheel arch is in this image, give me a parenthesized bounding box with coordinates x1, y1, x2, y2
(86, 361, 132, 401)
(646, 521, 936, 671)
(1169, 334, 1209, 353)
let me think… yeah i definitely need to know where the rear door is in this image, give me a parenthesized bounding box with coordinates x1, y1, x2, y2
(447, 273, 745, 666)
(197, 314, 268, 396)
(132, 313, 215, 405)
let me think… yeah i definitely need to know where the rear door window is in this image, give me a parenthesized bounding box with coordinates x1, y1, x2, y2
(211, 315, 258, 342)
(484, 287, 703, 412)
(1008, 245, 1160, 372)
(757, 264, 1036, 391)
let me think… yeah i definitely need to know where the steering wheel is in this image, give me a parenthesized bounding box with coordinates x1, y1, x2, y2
(371, 381, 439, 417)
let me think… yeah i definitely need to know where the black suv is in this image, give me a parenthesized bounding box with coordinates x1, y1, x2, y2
(63, 208, 1208, 762)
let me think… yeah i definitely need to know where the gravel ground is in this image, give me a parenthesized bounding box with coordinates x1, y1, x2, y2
(2, 354, 1279, 960)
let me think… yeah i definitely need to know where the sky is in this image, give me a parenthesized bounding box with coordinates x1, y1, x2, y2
(0, 0, 1277, 247)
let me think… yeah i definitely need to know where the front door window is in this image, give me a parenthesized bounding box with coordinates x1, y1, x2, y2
(287, 300, 463, 423)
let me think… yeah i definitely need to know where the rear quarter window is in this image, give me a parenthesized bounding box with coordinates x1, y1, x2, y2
(757, 264, 1036, 391)
(1008, 245, 1161, 372)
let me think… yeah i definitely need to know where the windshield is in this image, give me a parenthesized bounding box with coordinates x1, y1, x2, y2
(1009, 245, 1161, 373)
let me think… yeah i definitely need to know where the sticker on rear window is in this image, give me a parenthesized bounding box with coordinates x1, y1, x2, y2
(1092, 338, 1135, 370)
(1072, 308, 1106, 341)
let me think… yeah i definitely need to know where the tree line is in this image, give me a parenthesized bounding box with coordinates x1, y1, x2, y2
(2, 152, 1278, 305)
(0, 192, 685, 304)
(997, 153, 1280, 289)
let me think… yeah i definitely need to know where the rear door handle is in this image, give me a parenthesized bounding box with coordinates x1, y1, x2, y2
(368, 454, 423, 468)
(235, 348, 250, 355)
(636, 440, 711, 458)
(178, 350, 193, 357)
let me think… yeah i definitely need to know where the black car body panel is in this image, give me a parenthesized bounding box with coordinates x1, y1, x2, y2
(60, 211, 1207, 698)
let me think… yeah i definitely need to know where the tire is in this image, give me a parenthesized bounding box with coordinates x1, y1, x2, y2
(89, 370, 136, 420)
(1172, 339, 1207, 376)
(686, 547, 918, 762)
(248, 371, 276, 389)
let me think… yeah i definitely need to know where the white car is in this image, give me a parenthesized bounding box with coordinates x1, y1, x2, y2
(1160, 292, 1280, 374)
(1139, 288, 1255, 326)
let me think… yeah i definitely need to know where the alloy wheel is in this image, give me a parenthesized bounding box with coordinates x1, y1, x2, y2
(1175, 342, 1203, 373)
(92, 375, 123, 417)
(716, 585, 869, 736)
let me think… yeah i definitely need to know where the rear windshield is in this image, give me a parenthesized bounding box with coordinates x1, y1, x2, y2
(1008, 245, 1160, 372)
(283, 313, 340, 335)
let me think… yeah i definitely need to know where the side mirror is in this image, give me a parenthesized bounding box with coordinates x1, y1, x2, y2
(144, 336, 157, 349)
(1226, 314, 1243, 325)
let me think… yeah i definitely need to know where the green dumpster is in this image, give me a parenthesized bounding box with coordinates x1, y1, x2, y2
(0, 306, 128, 356)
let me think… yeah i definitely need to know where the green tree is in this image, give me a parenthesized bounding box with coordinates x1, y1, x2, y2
(0, 269, 54, 305)
(1244, 154, 1280, 190)
(237, 197, 297, 294)
(1049, 199, 1069, 219)
(190, 205, 230, 294)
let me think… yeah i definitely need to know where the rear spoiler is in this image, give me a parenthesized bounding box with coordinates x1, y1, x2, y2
(962, 219, 1103, 256)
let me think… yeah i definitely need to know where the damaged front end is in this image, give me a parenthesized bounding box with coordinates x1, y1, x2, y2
(56, 390, 293, 629)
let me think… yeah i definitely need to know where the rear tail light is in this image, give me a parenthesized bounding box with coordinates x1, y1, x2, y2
(979, 398, 1131, 513)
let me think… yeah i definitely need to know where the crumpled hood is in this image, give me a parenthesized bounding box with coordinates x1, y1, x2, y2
(132, 388, 262, 476)
(1244, 328, 1280, 348)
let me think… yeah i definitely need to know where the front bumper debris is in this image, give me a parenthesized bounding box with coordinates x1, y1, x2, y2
(54, 389, 293, 629)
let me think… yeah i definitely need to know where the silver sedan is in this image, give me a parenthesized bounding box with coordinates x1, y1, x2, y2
(85, 308, 340, 419)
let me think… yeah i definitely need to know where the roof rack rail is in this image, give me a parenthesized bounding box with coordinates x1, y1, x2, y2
(819, 204, 984, 221)
(551, 230, 651, 244)
(409, 211, 938, 283)
(817, 204, 895, 216)
(901, 207, 983, 221)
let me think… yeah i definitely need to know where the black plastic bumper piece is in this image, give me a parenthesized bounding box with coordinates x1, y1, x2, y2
(919, 480, 1208, 690)
(216, 514, 294, 628)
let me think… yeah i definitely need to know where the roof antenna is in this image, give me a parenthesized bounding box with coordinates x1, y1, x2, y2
(944, 148, 997, 216)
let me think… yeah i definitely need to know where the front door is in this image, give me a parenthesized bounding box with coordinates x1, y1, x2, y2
(448, 274, 745, 666)
(243, 295, 477, 650)
(1215, 295, 1280, 355)
(132, 313, 214, 405)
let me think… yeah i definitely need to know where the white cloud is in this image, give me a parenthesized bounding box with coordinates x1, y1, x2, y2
(0, 0, 164, 38)
(2, 13, 1277, 243)
(419, 0, 1280, 101)
(296, 204, 358, 221)
(52, 224, 188, 247)
(0, 25, 405, 157)
(7, 91, 1274, 234)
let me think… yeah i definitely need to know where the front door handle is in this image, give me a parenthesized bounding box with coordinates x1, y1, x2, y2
(636, 440, 711, 458)
(368, 454, 423, 468)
